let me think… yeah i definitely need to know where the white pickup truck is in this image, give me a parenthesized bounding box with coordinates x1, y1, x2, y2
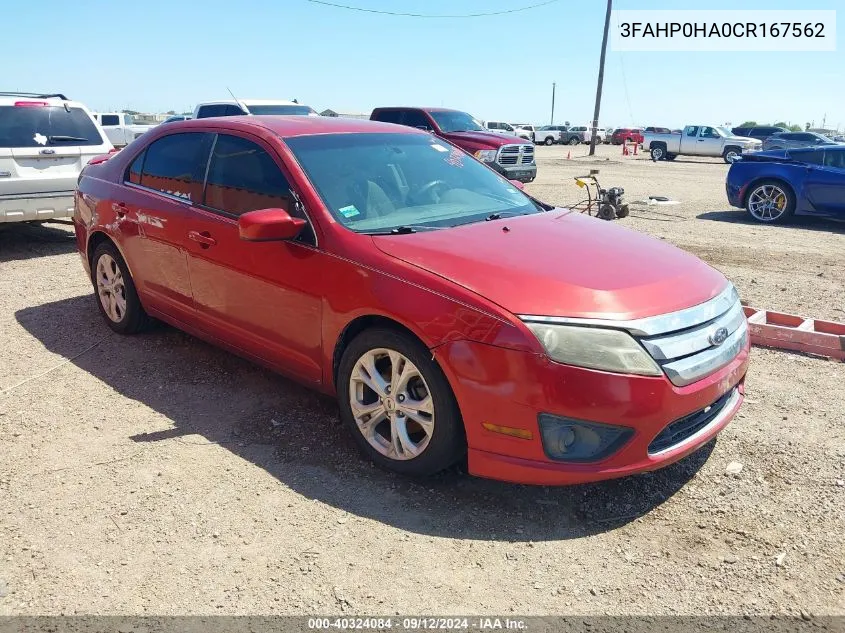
(643, 125, 762, 163)
(92, 112, 156, 148)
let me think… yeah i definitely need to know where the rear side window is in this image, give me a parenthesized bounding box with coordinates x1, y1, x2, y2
(127, 151, 144, 185)
(196, 104, 244, 118)
(203, 134, 294, 216)
(0, 106, 104, 148)
(139, 133, 210, 202)
(100, 114, 120, 126)
(372, 110, 402, 124)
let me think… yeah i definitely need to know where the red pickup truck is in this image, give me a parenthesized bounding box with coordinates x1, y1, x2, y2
(371, 107, 537, 183)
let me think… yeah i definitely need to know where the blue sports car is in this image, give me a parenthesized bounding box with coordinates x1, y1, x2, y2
(726, 145, 845, 223)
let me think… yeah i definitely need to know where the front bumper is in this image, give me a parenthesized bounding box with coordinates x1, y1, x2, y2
(0, 191, 75, 223)
(726, 182, 745, 208)
(436, 337, 750, 485)
(488, 161, 537, 183)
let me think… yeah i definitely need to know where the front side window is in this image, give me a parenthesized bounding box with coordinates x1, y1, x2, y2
(428, 111, 484, 133)
(0, 106, 105, 148)
(139, 133, 210, 202)
(794, 149, 825, 165)
(824, 149, 845, 169)
(286, 133, 544, 235)
(400, 110, 432, 130)
(203, 134, 294, 216)
(101, 114, 120, 126)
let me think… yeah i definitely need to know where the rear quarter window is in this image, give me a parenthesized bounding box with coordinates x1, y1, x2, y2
(0, 106, 105, 148)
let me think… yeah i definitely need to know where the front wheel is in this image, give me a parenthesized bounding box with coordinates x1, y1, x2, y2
(723, 147, 742, 163)
(337, 328, 466, 477)
(745, 180, 795, 224)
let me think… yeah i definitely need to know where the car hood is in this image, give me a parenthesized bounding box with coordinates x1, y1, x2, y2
(372, 211, 727, 320)
(726, 135, 760, 145)
(442, 130, 527, 146)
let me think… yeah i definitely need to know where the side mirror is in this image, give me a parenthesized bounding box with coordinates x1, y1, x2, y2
(508, 180, 525, 190)
(238, 208, 306, 242)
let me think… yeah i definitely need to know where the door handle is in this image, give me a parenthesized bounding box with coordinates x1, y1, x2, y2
(188, 230, 217, 248)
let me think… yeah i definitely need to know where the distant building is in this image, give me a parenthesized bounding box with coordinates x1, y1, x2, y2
(320, 109, 369, 119)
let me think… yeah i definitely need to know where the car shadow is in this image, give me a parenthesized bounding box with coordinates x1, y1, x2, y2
(15, 295, 715, 542)
(0, 221, 77, 263)
(698, 210, 845, 234)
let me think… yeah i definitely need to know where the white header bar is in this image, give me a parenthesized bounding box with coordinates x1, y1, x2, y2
(611, 10, 836, 52)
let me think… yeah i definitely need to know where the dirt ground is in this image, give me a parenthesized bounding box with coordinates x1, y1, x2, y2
(0, 144, 843, 617)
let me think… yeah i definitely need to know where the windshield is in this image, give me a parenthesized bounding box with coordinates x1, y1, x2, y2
(248, 105, 316, 116)
(717, 127, 733, 137)
(428, 111, 484, 133)
(286, 133, 543, 234)
(0, 106, 105, 147)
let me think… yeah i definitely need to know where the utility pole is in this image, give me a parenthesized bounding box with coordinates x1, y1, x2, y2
(550, 82, 556, 126)
(590, 0, 613, 156)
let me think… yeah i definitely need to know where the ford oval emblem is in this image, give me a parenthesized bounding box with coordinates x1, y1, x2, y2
(709, 327, 729, 346)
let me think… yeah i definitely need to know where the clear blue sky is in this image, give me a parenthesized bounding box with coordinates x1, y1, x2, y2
(2, 0, 841, 129)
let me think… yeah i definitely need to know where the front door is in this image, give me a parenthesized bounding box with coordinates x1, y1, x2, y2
(184, 132, 323, 384)
(805, 149, 845, 217)
(697, 126, 723, 156)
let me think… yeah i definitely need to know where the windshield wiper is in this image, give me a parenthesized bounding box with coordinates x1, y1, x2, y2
(364, 225, 446, 235)
(485, 211, 526, 221)
(48, 135, 90, 143)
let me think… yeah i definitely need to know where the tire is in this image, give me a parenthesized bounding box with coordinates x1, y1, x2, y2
(723, 146, 742, 164)
(91, 241, 150, 334)
(744, 179, 795, 224)
(544, 136, 555, 146)
(568, 137, 580, 146)
(615, 204, 630, 219)
(597, 204, 616, 221)
(650, 145, 666, 161)
(337, 328, 466, 477)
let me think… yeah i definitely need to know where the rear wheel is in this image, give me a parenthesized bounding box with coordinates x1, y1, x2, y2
(544, 136, 555, 146)
(650, 145, 666, 161)
(745, 180, 795, 224)
(91, 241, 150, 334)
(337, 328, 465, 477)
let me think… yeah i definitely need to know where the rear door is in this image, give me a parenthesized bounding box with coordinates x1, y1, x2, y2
(119, 131, 212, 321)
(0, 103, 110, 203)
(184, 132, 323, 383)
(680, 126, 699, 153)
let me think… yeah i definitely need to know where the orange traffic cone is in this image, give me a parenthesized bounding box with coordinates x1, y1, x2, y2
(566, 150, 571, 160)
(633, 142, 638, 156)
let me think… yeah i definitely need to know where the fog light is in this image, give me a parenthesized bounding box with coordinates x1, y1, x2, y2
(538, 414, 633, 463)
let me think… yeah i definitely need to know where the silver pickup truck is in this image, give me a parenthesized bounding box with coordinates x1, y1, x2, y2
(643, 125, 762, 163)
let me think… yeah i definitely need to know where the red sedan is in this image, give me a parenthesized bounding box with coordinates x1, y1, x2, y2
(611, 128, 644, 146)
(73, 116, 749, 485)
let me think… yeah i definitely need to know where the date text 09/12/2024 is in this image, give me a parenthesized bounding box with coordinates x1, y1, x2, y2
(308, 617, 527, 630)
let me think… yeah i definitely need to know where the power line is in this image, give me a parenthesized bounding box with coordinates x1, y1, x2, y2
(305, 0, 561, 18)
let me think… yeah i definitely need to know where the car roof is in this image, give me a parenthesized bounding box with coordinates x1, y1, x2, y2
(373, 107, 463, 114)
(0, 95, 89, 109)
(197, 99, 302, 107)
(170, 115, 426, 138)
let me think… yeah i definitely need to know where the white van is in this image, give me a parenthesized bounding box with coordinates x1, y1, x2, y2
(193, 99, 319, 119)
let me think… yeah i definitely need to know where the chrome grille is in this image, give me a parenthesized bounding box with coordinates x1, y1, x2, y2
(497, 144, 535, 166)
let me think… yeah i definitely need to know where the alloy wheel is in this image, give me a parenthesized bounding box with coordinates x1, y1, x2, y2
(96, 254, 127, 323)
(747, 184, 788, 222)
(349, 348, 435, 461)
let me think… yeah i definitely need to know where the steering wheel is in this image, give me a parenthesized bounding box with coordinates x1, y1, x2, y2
(413, 180, 450, 204)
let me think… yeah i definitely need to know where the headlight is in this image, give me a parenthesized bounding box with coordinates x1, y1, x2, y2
(474, 149, 498, 162)
(524, 323, 662, 376)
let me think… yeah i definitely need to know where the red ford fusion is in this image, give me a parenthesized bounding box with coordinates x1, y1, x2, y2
(73, 116, 749, 485)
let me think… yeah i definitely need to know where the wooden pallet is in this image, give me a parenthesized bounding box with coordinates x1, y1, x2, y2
(743, 306, 845, 361)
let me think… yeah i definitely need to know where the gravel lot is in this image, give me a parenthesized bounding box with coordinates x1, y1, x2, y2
(0, 144, 843, 617)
